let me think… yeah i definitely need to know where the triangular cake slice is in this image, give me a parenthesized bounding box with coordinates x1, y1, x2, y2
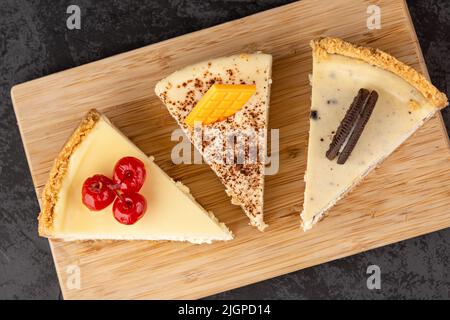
(155, 53, 272, 231)
(302, 37, 448, 230)
(38, 109, 233, 243)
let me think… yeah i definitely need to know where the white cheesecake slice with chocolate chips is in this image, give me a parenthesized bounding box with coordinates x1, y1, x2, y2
(155, 53, 272, 231)
(302, 38, 448, 231)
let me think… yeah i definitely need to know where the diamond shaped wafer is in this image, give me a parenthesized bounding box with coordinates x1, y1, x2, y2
(185, 84, 256, 126)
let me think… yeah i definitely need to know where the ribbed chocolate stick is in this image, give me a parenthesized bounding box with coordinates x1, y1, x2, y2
(326, 88, 370, 160)
(337, 90, 379, 164)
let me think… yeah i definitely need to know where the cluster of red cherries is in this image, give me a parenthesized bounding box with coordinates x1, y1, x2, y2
(82, 156, 147, 225)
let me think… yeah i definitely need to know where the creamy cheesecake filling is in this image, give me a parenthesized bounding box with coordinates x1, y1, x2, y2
(302, 54, 436, 230)
(53, 116, 233, 243)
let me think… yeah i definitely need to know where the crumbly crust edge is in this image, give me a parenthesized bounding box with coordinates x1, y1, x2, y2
(38, 109, 101, 237)
(311, 37, 448, 109)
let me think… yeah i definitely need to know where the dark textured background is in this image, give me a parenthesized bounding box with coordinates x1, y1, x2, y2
(0, 0, 449, 300)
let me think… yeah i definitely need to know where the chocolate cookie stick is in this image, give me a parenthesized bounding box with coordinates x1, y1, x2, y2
(326, 88, 370, 160)
(337, 90, 379, 164)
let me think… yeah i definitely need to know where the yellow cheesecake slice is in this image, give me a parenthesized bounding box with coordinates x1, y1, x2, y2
(38, 110, 233, 243)
(155, 53, 272, 231)
(302, 38, 448, 231)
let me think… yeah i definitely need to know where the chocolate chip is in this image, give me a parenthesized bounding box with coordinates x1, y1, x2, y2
(327, 99, 338, 105)
(310, 110, 318, 120)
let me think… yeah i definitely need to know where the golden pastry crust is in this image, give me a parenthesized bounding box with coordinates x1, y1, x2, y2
(311, 37, 448, 109)
(38, 109, 101, 237)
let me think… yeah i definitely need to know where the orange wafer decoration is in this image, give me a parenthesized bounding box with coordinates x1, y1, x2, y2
(185, 84, 256, 126)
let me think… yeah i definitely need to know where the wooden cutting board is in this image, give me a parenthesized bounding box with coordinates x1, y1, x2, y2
(11, 0, 450, 299)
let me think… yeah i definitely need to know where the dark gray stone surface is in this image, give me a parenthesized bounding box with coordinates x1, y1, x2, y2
(0, 0, 449, 300)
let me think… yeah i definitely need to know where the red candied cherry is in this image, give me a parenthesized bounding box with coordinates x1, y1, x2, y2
(113, 193, 147, 225)
(82, 175, 116, 211)
(113, 157, 146, 193)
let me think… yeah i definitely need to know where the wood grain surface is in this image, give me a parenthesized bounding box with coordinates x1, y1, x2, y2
(11, 0, 450, 299)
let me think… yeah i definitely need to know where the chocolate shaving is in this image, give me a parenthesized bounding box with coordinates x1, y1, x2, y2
(326, 88, 370, 160)
(337, 90, 378, 164)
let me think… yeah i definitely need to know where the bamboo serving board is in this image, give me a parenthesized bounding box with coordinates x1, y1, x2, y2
(11, 0, 450, 299)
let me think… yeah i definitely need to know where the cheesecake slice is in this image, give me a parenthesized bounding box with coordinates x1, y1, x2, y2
(38, 110, 233, 243)
(155, 53, 272, 231)
(302, 37, 448, 231)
